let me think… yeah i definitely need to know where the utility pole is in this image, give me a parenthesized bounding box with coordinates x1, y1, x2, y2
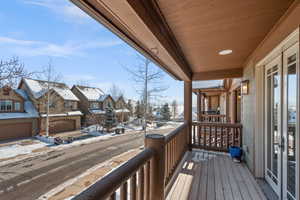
(144, 59, 149, 137)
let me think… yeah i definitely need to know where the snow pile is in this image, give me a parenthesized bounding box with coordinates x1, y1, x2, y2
(90, 109, 105, 114)
(0, 142, 46, 159)
(115, 108, 130, 113)
(35, 135, 55, 144)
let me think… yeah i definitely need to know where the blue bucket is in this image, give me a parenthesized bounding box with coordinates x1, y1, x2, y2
(229, 146, 242, 159)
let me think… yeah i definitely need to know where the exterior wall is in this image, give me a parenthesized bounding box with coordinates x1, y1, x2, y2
(0, 88, 25, 112)
(39, 115, 81, 134)
(241, 63, 256, 173)
(37, 93, 78, 114)
(71, 87, 90, 114)
(219, 93, 226, 115)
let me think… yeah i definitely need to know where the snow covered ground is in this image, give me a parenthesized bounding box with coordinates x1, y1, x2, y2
(0, 121, 181, 161)
(0, 142, 47, 159)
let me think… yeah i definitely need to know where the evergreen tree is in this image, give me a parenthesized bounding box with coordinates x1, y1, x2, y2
(134, 101, 143, 118)
(127, 100, 133, 116)
(104, 107, 117, 132)
(161, 103, 171, 121)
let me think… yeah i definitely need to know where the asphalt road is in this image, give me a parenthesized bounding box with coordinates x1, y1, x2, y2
(0, 128, 175, 200)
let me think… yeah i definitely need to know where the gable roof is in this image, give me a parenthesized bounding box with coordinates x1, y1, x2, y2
(21, 78, 79, 101)
(73, 85, 107, 101)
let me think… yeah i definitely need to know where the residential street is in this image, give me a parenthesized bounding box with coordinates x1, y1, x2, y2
(0, 128, 175, 200)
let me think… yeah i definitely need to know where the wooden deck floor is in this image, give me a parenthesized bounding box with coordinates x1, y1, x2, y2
(166, 150, 267, 200)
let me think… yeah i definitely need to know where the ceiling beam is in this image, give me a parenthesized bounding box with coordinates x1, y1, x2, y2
(192, 68, 243, 81)
(126, 0, 192, 81)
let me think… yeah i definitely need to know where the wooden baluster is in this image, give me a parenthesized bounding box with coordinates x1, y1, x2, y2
(226, 127, 230, 150)
(209, 125, 212, 148)
(130, 174, 137, 200)
(145, 163, 150, 200)
(138, 167, 144, 200)
(109, 192, 116, 200)
(120, 181, 128, 200)
(232, 127, 235, 146)
(220, 126, 224, 150)
(214, 125, 217, 147)
(204, 125, 207, 148)
(193, 124, 196, 146)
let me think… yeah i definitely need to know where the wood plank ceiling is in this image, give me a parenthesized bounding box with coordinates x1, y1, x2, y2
(71, 0, 294, 81)
(156, 0, 294, 73)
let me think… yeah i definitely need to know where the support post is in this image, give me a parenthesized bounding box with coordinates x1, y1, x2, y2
(145, 134, 165, 200)
(184, 81, 192, 149)
(225, 92, 230, 122)
(197, 92, 201, 121)
(230, 91, 237, 123)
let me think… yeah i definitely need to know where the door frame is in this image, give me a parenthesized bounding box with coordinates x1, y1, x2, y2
(264, 55, 283, 196)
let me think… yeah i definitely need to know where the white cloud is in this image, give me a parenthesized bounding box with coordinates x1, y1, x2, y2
(22, 0, 90, 23)
(0, 36, 122, 57)
(0, 36, 41, 46)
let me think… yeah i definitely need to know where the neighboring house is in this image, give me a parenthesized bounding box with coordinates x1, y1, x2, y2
(0, 85, 39, 141)
(19, 78, 82, 134)
(71, 85, 115, 126)
(113, 96, 130, 122)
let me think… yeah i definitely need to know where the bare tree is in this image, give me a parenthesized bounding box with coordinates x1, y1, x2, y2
(171, 100, 178, 120)
(109, 84, 124, 99)
(37, 60, 62, 136)
(76, 80, 91, 87)
(0, 57, 35, 88)
(125, 55, 168, 134)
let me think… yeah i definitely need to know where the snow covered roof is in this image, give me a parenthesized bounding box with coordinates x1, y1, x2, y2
(74, 85, 107, 101)
(90, 109, 105, 114)
(0, 89, 39, 120)
(23, 78, 79, 101)
(40, 111, 83, 117)
(192, 80, 224, 89)
(115, 108, 130, 113)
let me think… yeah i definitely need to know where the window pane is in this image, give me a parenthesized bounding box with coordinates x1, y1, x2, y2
(287, 62, 296, 198)
(15, 102, 21, 111)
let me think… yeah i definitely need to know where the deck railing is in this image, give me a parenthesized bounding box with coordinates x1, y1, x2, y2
(74, 122, 189, 200)
(191, 121, 242, 152)
(198, 114, 227, 123)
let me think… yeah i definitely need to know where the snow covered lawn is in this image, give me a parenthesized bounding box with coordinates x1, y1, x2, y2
(0, 142, 47, 160)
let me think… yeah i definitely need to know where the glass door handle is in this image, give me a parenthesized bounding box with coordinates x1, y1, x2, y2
(279, 137, 285, 151)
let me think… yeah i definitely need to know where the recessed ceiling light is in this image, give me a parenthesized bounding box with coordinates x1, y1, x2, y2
(219, 49, 233, 55)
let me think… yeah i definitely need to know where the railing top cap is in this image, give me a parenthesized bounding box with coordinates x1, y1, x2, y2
(146, 134, 165, 139)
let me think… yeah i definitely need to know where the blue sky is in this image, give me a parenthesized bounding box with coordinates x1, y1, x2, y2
(0, 0, 183, 104)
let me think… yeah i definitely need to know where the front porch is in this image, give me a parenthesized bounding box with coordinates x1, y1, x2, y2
(167, 150, 266, 200)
